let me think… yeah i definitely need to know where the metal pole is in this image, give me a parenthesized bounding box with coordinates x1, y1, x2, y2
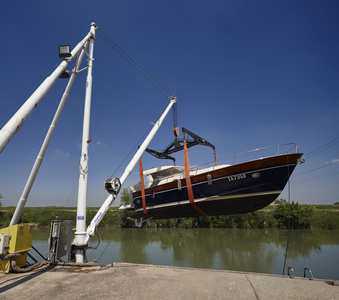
(9, 45, 88, 226)
(74, 23, 96, 263)
(0, 29, 94, 154)
(85, 96, 177, 243)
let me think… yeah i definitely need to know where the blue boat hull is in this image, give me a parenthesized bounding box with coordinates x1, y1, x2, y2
(130, 153, 302, 219)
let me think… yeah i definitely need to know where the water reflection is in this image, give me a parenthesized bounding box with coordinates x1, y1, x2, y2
(32, 228, 339, 280)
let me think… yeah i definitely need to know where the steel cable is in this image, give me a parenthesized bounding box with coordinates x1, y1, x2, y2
(96, 28, 173, 99)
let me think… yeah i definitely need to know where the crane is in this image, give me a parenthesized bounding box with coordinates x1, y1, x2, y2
(0, 22, 178, 263)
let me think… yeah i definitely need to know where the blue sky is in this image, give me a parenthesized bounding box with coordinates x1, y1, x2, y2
(0, 0, 338, 208)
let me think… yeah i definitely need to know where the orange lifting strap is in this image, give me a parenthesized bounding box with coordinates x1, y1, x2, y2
(183, 139, 208, 217)
(139, 158, 161, 219)
(214, 150, 217, 166)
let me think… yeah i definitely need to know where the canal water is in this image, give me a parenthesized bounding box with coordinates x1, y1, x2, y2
(31, 228, 339, 280)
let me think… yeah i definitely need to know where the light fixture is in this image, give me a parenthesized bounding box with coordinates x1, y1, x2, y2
(59, 70, 70, 79)
(58, 45, 71, 59)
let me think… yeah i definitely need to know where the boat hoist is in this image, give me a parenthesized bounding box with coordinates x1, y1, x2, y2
(145, 127, 217, 166)
(0, 22, 305, 268)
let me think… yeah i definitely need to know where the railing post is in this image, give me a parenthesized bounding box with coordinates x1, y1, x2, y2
(304, 267, 314, 280)
(232, 155, 236, 165)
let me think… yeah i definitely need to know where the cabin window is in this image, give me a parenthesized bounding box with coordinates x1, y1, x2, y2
(147, 167, 185, 188)
(152, 168, 183, 181)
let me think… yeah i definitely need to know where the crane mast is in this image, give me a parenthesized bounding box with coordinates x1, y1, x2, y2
(0, 21, 177, 263)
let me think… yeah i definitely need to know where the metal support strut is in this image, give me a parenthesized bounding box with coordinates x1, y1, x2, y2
(146, 127, 217, 165)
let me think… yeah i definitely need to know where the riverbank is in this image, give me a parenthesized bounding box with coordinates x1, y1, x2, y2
(1, 202, 339, 229)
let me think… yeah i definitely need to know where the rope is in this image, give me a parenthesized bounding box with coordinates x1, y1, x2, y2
(282, 155, 291, 276)
(295, 161, 338, 177)
(95, 210, 126, 263)
(293, 171, 339, 184)
(288, 96, 339, 141)
(305, 135, 339, 159)
(292, 158, 339, 183)
(109, 124, 152, 179)
(96, 28, 173, 99)
(86, 226, 102, 253)
(95, 27, 181, 179)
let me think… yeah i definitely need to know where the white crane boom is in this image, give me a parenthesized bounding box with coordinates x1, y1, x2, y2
(84, 96, 177, 243)
(0, 26, 95, 153)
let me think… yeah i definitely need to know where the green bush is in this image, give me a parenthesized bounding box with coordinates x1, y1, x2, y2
(273, 199, 313, 229)
(311, 211, 339, 229)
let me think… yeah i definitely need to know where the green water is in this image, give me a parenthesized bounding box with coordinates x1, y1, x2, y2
(32, 228, 339, 280)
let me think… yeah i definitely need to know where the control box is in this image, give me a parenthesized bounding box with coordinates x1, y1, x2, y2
(0, 224, 34, 273)
(48, 220, 73, 260)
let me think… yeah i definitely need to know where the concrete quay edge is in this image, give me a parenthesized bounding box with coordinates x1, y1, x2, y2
(0, 262, 338, 300)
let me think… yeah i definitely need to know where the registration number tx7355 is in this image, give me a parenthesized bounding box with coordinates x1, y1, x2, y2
(227, 173, 246, 181)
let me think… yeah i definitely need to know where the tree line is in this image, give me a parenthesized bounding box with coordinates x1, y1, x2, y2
(1, 199, 338, 229)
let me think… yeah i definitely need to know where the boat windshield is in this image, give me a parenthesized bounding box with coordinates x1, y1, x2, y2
(144, 166, 185, 188)
(151, 167, 183, 180)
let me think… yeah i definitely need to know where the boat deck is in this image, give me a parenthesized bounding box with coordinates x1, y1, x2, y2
(0, 262, 337, 300)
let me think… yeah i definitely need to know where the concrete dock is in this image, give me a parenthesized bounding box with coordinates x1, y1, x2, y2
(0, 262, 338, 300)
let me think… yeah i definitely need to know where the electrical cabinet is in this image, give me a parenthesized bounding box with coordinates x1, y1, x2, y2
(0, 223, 34, 273)
(48, 220, 73, 260)
(0, 234, 10, 255)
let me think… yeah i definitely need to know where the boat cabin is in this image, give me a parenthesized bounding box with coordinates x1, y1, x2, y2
(144, 166, 185, 188)
(143, 164, 232, 188)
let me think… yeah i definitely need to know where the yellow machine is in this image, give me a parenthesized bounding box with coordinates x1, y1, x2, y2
(0, 223, 34, 273)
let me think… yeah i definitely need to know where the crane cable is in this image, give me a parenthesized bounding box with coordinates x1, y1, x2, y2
(96, 28, 173, 99)
(305, 135, 339, 159)
(93, 210, 126, 264)
(96, 27, 178, 128)
(108, 124, 153, 179)
(96, 27, 180, 177)
(291, 135, 339, 183)
(282, 156, 291, 276)
(288, 96, 339, 141)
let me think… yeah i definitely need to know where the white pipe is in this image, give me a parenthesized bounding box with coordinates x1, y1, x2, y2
(9, 45, 88, 226)
(0, 27, 95, 154)
(85, 96, 177, 243)
(74, 23, 96, 263)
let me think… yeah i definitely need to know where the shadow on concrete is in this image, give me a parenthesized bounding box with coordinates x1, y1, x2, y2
(0, 264, 55, 294)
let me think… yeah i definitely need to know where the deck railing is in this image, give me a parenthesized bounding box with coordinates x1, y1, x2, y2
(226, 143, 298, 166)
(188, 143, 299, 172)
